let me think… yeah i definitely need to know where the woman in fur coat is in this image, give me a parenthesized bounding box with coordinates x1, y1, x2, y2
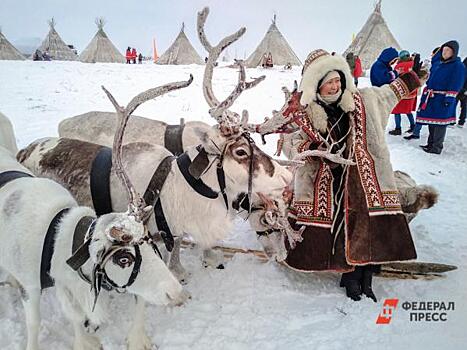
(416, 41, 465, 154)
(281, 49, 422, 302)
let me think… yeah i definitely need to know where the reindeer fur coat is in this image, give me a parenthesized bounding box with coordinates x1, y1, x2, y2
(283, 50, 418, 272)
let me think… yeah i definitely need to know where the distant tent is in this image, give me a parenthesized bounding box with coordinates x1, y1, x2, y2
(245, 15, 301, 68)
(157, 23, 203, 65)
(0, 27, 26, 60)
(37, 18, 77, 61)
(79, 18, 125, 63)
(343, 0, 401, 70)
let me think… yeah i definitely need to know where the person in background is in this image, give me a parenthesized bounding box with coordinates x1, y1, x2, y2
(131, 48, 137, 64)
(265, 52, 274, 68)
(126, 47, 131, 64)
(138, 53, 143, 64)
(415, 41, 465, 154)
(345, 52, 356, 77)
(353, 55, 363, 86)
(456, 57, 467, 128)
(388, 50, 417, 135)
(370, 47, 399, 87)
(405, 47, 441, 140)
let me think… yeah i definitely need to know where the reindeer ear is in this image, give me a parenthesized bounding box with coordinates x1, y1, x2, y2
(193, 127, 210, 144)
(141, 205, 153, 223)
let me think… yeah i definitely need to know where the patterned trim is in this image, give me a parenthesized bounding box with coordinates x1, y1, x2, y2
(352, 94, 403, 214)
(302, 49, 329, 75)
(288, 200, 332, 228)
(416, 116, 457, 125)
(294, 111, 321, 143)
(313, 162, 333, 219)
(389, 78, 410, 100)
(352, 94, 385, 210)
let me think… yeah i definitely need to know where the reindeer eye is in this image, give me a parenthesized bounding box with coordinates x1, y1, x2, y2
(235, 149, 248, 158)
(113, 250, 134, 268)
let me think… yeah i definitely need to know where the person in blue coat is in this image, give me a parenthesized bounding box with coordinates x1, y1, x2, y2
(416, 40, 465, 154)
(370, 47, 399, 87)
(404, 46, 441, 140)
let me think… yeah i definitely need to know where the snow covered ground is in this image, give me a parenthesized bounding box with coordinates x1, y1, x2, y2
(0, 60, 466, 350)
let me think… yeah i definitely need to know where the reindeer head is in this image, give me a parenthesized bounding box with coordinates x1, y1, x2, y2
(195, 8, 292, 199)
(75, 78, 194, 309)
(87, 212, 185, 306)
(233, 192, 304, 262)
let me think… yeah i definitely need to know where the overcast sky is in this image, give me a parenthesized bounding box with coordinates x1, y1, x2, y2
(1, 0, 466, 59)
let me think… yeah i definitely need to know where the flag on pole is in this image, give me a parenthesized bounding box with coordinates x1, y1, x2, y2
(153, 37, 159, 63)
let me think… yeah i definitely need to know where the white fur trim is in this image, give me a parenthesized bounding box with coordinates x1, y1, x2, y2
(339, 90, 356, 112)
(319, 71, 340, 87)
(306, 103, 328, 133)
(299, 54, 358, 106)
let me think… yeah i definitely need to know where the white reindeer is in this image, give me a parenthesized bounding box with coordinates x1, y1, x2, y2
(18, 9, 293, 271)
(0, 111, 185, 350)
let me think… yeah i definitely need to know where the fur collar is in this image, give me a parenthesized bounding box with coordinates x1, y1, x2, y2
(299, 52, 358, 132)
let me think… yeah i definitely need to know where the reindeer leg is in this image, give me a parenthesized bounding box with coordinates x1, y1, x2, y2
(55, 286, 102, 350)
(127, 296, 154, 350)
(168, 237, 189, 284)
(22, 287, 41, 350)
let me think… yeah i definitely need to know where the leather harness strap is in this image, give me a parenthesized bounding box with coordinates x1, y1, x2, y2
(40, 208, 71, 290)
(0, 170, 33, 189)
(90, 146, 113, 216)
(164, 123, 185, 156)
(143, 155, 176, 251)
(66, 216, 96, 272)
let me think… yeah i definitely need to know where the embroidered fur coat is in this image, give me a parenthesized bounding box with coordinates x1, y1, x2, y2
(281, 50, 420, 272)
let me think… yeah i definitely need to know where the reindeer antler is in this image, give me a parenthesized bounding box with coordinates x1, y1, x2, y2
(257, 192, 304, 250)
(249, 81, 301, 136)
(293, 133, 356, 166)
(197, 7, 265, 132)
(102, 75, 193, 220)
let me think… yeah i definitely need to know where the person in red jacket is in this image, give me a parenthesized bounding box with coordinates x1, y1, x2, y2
(131, 48, 137, 64)
(125, 47, 131, 64)
(388, 50, 417, 135)
(353, 55, 363, 86)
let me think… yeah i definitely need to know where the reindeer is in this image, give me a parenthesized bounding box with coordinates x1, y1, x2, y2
(19, 8, 294, 270)
(59, 111, 210, 157)
(0, 110, 185, 350)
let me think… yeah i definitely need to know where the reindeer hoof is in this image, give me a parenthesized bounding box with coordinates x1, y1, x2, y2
(216, 264, 225, 269)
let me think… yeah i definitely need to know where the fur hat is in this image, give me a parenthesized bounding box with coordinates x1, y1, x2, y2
(299, 49, 358, 132)
(399, 50, 410, 60)
(319, 70, 340, 88)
